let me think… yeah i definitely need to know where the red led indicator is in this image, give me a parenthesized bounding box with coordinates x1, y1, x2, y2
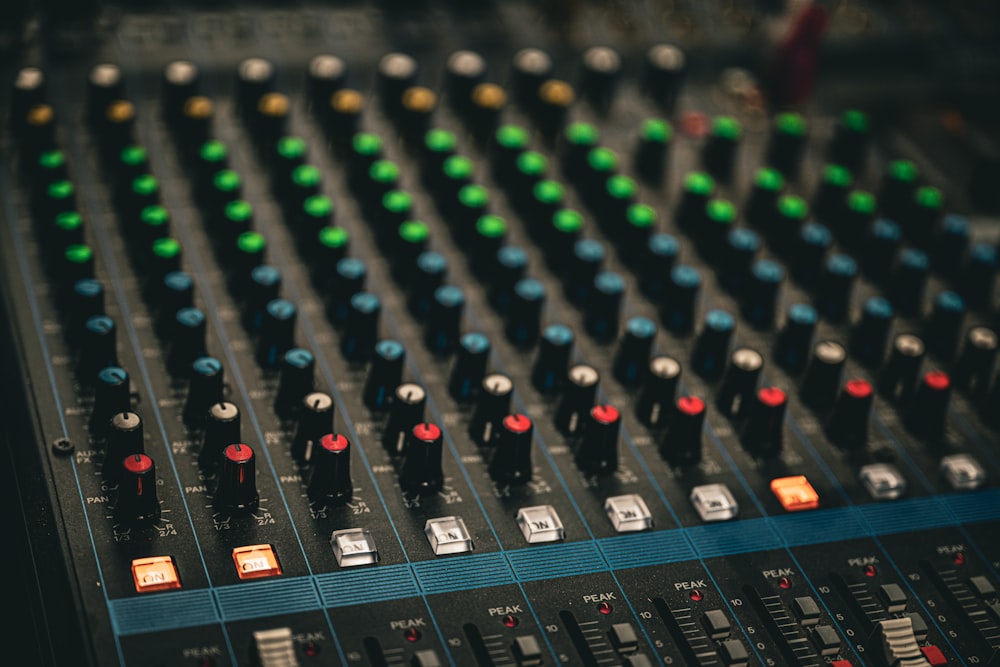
(689, 589, 704, 602)
(412, 423, 442, 442)
(503, 614, 519, 628)
(954, 552, 966, 566)
(224, 443, 254, 462)
(591, 404, 620, 425)
(503, 414, 532, 434)
(864, 564, 877, 577)
(845, 379, 872, 399)
(677, 396, 705, 416)
(320, 433, 350, 452)
(924, 370, 950, 391)
(680, 111, 709, 138)
(778, 576, 792, 589)
(123, 453, 153, 474)
(404, 628, 422, 642)
(303, 642, 321, 657)
(196, 658, 214, 667)
(597, 601, 614, 615)
(758, 386, 787, 408)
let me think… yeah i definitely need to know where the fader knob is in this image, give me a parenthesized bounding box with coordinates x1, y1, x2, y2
(199, 402, 241, 472)
(114, 453, 161, 528)
(383, 382, 427, 455)
(307, 433, 353, 504)
(291, 392, 335, 463)
(399, 423, 445, 496)
(213, 444, 260, 514)
(661, 396, 706, 467)
(576, 405, 620, 475)
(469, 373, 514, 447)
(488, 414, 534, 486)
(104, 412, 144, 483)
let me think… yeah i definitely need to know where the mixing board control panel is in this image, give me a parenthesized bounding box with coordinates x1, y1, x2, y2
(1, 1, 999, 666)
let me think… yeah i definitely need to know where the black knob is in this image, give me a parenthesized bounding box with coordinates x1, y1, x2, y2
(813, 164, 854, 226)
(864, 218, 903, 284)
(641, 43, 685, 113)
(510, 47, 554, 110)
(555, 364, 600, 436)
(801, 340, 847, 412)
(162, 60, 201, 123)
(934, 214, 971, 279)
(744, 167, 785, 229)
(307, 433, 353, 504)
(408, 251, 448, 319)
(199, 402, 241, 472)
(675, 171, 715, 233)
(155, 271, 195, 335)
(383, 382, 427, 455)
(613, 316, 657, 387)
(235, 57, 275, 119)
(166, 307, 207, 376)
(817, 254, 858, 324)
(702, 115, 742, 183)
(575, 404, 620, 475)
(78, 315, 118, 383)
(68, 278, 105, 336)
(827, 109, 870, 171)
(635, 355, 682, 428)
(952, 326, 998, 398)
(661, 395, 705, 467)
(444, 50, 487, 113)
(425, 285, 465, 355)
(906, 370, 951, 441)
(584, 271, 625, 342)
(489, 245, 528, 313)
(104, 411, 144, 483)
(114, 453, 161, 528)
(638, 233, 679, 300)
(363, 339, 406, 410)
(691, 309, 736, 380)
(766, 112, 808, 180)
(328, 258, 366, 326)
(715, 347, 764, 419)
(634, 118, 672, 186)
(377, 52, 420, 117)
(489, 414, 534, 486)
(400, 423, 444, 496)
(256, 298, 296, 368)
(579, 45, 622, 114)
(827, 378, 874, 450)
(341, 292, 381, 361)
(306, 54, 348, 115)
(663, 265, 701, 335)
(925, 291, 966, 361)
(90, 366, 130, 440)
(774, 303, 818, 373)
(214, 443, 260, 514)
(274, 348, 316, 419)
(741, 386, 787, 458)
(87, 63, 125, 126)
(469, 373, 514, 447)
(959, 241, 998, 309)
(291, 391, 335, 463)
(505, 279, 546, 348)
(850, 297, 895, 369)
(791, 222, 832, 289)
(448, 332, 491, 403)
(10, 67, 47, 133)
(183, 356, 224, 426)
(879, 333, 926, 404)
(532, 324, 575, 394)
(566, 239, 606, 307)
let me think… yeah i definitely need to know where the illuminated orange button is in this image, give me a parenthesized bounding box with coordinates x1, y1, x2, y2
(770, 475, 820, 512)
(131, 555, 181, 593)
(232, 544, 283, 580)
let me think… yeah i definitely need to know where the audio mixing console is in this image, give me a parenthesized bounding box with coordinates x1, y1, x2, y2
(2, 1, 1000, 666)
